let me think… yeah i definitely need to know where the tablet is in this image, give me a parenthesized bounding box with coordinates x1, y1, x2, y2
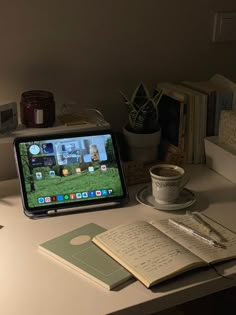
(14, 129, 128, 218)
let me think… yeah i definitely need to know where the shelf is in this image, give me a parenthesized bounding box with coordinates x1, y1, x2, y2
(0, 122, 110, 144)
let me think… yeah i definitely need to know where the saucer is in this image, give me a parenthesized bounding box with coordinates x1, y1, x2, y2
(136, 185, 196, 211)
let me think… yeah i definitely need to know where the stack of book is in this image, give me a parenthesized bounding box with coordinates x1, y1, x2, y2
(205, 110, 236, 184)
(157, 74, 234, 164)
(183, 75, 233, 137)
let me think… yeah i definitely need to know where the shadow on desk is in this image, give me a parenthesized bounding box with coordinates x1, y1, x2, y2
(113, 278, 137, 292)
(109, 283, 236, 315)
(178, 286, 236, 315)
(200, 186, 236, 204)
(151, 286, 236, 315)
(150, 267, 212, 294)
(0, 179, 20, 206)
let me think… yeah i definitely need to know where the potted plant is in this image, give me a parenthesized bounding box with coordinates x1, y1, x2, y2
(121, 83, 163, 162)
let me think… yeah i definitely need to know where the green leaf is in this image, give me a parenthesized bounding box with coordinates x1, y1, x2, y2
(120, 90, 129, 104)
(131, 83, 150, 107)
(153, 89, 164, 109)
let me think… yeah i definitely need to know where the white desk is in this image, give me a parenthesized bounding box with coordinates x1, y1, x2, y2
(1, 165, 236, 315)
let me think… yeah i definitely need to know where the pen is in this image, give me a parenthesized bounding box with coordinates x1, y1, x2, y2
(187, 211, 226, 242)
(168, 219, 226, 249)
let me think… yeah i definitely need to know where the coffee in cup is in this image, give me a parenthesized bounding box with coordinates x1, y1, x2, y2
(149, 164, 189, 204)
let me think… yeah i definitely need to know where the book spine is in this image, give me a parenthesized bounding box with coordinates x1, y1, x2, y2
(193, 95, 200, 164)
(214, 93, 222, 135)
(192, 93, 207, 164)
(223, 91, 233, 110)
(206, 92, 216, 137)
(157, 85, 186, 151)
(219, 110, 236, 148)
(200, 94, 208, 163)
(185, 94, 194, 163)
(214, 91, 233, 135)
(157, 83, 187, 152)
(177, 101, 185, 151)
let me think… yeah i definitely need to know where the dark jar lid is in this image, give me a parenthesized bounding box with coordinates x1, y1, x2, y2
(21, 90, 54, 103)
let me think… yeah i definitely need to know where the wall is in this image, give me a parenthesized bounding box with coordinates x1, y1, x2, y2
(0, 0, 236, 130)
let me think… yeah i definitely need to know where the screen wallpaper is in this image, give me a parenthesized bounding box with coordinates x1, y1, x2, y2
(18, 134, 124, 208)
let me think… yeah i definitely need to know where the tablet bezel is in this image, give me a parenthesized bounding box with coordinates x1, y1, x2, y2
(14, 129, 129, 218)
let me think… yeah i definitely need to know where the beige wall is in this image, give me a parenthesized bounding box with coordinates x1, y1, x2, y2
(0, 0, 236, 129)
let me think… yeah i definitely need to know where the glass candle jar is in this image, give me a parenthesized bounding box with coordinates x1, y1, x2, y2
(20, 90, 55, 128)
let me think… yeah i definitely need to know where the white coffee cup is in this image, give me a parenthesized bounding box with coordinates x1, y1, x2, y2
(149, 164, 189, 204)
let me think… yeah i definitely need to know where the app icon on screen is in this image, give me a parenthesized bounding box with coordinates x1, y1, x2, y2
(38, 197, 44, 204)
(64, 194, 69, 200)
(82, 192, 88, 198)
(76, 168, 81, 174)
(101, 165, 107, 171)
(62, 169, 69, 176)
(36, 172, 42, 180)
(70, 194, 76, 200)
(45, 197, 51, 203)
(76, 193, 82, 199)
(49, 170, 55, 177)
(89, 191, 96, 198)
(101, 189, 108, 196)
(57, 195, 64, 202)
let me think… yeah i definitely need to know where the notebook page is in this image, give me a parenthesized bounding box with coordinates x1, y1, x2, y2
(93, 221, 205, 287)
(151, 215, 236, 264)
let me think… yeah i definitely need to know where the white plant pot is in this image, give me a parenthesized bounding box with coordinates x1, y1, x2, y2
(123, 127, 161, 162)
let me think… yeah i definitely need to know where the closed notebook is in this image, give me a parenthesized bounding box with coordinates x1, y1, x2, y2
(39, 223, 132, 290)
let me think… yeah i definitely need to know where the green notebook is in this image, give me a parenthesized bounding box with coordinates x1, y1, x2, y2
(39, 223, 132, 290)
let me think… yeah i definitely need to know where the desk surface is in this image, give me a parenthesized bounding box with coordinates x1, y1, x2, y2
(1, 165, 236, 315)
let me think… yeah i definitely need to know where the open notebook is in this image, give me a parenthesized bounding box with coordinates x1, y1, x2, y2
(93, 213, 236, 288)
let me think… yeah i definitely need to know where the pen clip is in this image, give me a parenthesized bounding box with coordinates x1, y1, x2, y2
(186, 211, 226, 243)
(169, 218, 226, 249)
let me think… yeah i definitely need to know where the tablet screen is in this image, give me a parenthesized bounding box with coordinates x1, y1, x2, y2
(14, 129, 128, 217)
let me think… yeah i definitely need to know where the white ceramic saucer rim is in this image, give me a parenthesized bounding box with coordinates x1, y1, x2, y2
(136, 185, 196, 211)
